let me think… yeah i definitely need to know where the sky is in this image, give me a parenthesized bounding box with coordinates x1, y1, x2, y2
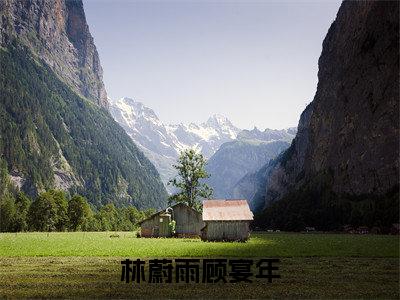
(84, 0, 342, 130)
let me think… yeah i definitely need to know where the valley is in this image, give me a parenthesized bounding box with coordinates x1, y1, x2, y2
(0, 0, 398, 298)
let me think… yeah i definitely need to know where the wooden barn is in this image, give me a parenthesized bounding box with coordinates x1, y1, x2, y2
(139, 203, 204, 238)
(201, 200, 253, 242)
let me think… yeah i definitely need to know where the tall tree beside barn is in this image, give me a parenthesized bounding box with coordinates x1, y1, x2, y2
(168, 149, 213, 211)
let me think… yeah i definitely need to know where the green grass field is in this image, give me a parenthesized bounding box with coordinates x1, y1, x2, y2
(0, 231, 398, 257)
(0, 232, 398, 298)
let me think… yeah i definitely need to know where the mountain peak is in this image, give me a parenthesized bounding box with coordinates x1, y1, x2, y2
(206, 114, 232, 127)
(210, 113, 228, 121)
(237, 127, 296, 142)
(119, 97, 142, 106)
(110, 97, 161, 129)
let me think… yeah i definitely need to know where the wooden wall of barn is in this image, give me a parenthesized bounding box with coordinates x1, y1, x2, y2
(140, 215, 161, 237)
(202, 221, 250, 241)
(140, 204, 204, 237)
(173, 204, 204, 235)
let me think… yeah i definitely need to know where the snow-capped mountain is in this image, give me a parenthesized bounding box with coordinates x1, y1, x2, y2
(109, 97, 297, 196)
(109, 97, 179, 158)
(109, 97, 241, 188)
(165, 114, 239, 158)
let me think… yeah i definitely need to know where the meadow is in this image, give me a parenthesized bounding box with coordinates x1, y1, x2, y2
(0, 231, 398, 257)
(0, 232, 398, 298)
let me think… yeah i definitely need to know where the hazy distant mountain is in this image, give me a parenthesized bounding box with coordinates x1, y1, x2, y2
(237, 127, 297, 142)
(205, 127, 296, 201)
(109, 97, 241, 189)
(231, 160, 275, 212)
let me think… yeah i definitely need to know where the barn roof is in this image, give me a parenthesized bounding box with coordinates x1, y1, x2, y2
(138, 202, 200, 225)
(202, 200, 253, 221)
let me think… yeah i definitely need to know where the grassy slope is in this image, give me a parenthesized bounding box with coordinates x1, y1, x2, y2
(0, 232, 398, 298)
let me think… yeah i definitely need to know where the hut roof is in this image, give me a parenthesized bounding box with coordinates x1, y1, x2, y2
(202, 200, 253, 221)
(138, 203, 200, 225)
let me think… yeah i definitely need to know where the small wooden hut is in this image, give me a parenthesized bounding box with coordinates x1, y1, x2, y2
(201, 199, 253, 242)
(139, 203, 204, 238)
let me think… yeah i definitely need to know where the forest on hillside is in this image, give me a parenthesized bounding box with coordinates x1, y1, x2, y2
(0, 152, 155, 232)
(0, 41, 167, 209)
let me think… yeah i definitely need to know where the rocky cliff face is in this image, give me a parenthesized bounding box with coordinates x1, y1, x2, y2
(264, 102, 314, 203)
(258, 1, 399, 229)
(0, 0, 168, 209)
(0, 0, 108, 107)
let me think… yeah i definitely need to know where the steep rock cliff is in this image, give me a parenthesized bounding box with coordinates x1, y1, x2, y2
(0, 0, 108, 107)
(258, 1, 399, 230)
(0, 0, 168, 208)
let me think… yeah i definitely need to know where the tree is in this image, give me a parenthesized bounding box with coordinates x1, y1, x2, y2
(168, 149, 212, 211)
(0, 158, 10, 198)
(68, 195, 93, 231)
(14, 192, 31, 231)
(29, 192, 58, 231)
(0, 194, 16, 232)
(48, 190, 68, 231)
(0, 157, 32, 232)
(124, 206, 142, 225)
(95, 203, 119, 231)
